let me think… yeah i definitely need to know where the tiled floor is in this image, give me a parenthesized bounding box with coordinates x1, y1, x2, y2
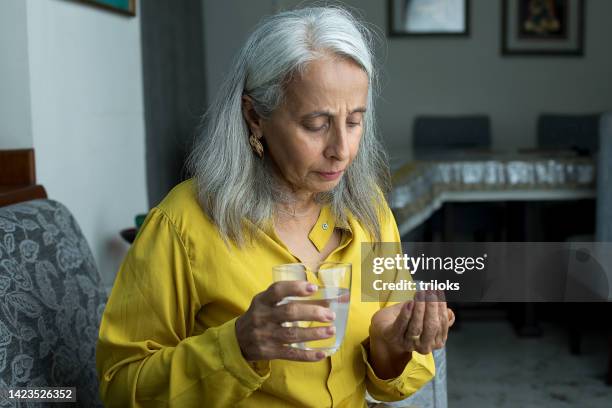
(446, 319, 612, 408)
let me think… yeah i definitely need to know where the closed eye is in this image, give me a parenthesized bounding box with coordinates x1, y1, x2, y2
(347, 112, 364, 128)
(303, 117, 329, 132)
(304, 123, 329, 132)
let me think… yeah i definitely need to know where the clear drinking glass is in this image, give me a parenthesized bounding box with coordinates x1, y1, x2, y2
(272, 262, 352, 356)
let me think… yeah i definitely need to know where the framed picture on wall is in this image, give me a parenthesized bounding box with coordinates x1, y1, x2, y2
(388, 0, 470, 37)
(77, 0, 136, 16)
(501, 0, 584, 56)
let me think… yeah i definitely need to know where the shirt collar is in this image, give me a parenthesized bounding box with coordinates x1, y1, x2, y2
(308, 204, 351, 251)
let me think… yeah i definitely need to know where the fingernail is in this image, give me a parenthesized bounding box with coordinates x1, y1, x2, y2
(405, 302, 413, 311)
(306, 283, 317, 293)
(326, 326, 336, 335)
(326, 311, 336, 321)
(316, 352, 326, 359)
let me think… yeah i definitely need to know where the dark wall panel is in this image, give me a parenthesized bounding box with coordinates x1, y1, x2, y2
(140, 0, 207, 207)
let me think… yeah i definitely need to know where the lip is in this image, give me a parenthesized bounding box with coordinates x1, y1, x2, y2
(317, 170, 344, 181)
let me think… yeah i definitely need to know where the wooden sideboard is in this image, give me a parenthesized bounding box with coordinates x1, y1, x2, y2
(0, 149, 47, 206)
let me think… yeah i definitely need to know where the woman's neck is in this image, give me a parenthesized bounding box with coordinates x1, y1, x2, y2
(274, 188, 319, 218)
(271, 174, 320, 219)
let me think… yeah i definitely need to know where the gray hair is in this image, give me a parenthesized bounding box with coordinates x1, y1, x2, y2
(187, 6, 391, 247)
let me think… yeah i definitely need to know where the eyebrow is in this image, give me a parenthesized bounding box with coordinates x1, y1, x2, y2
(301, 107, 367, 120)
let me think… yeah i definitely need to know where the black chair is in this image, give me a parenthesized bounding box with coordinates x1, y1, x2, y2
(537, 113, 601, 154)
(413, 115, 492, 159)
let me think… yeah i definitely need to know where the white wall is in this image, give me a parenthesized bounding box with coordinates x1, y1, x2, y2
(0, 0, 148, 289)
(0, 0, 33, 149)
(26, 0, 148, 289)
(203, 0, 612, 166)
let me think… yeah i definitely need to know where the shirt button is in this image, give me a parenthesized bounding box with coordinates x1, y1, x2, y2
(322, 223, 329, 230)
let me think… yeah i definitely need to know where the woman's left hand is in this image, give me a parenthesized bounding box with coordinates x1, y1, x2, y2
(367, 290, 455, 378)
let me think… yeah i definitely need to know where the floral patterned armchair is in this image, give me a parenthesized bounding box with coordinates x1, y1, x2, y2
(0, 199, 106, 407)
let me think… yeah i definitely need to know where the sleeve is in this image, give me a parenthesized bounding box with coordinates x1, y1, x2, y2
(360, 198, 436, 402)
(96, 208, 270, 408)
(360, 339, 435, 402)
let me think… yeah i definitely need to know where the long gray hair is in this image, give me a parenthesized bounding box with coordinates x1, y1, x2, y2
(187, 6, 391, 247)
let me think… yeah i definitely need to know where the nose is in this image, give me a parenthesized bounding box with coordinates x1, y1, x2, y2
(325, 121, 350, 162)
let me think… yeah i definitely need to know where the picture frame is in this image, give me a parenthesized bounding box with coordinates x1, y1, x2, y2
(77, 0, 136, 17)
(501, 0, 584, 56)
(388, 0, 470, 37)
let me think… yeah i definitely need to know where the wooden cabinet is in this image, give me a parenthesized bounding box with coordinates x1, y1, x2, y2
(0, 149, 47, 206)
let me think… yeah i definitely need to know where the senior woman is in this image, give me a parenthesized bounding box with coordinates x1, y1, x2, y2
(97, 6, 454, 407)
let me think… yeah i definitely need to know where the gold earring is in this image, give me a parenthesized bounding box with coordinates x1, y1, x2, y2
(249, 133, 264, 158)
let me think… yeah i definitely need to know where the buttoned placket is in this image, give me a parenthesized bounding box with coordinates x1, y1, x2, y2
(267, 205, 355, 404)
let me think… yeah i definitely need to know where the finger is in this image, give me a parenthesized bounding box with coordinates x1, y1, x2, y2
(295, 298, 331, 309)
(262, 281, 317, 306)
(436, 296, 449, 346)
(419, 291, 439, 352)
(405, 290, 426, 341)
(391, 301, 414, 340)
(273, 346, 327, 362)
(337, 291, 351, 303)
(447, 308, 456, 327)
(274, 325, 336, 344)
(437, 289, 447, 303)
(274, 302, 335, 323)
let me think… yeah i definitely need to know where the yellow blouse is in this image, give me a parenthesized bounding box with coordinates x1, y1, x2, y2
(96, 179, 434, 407)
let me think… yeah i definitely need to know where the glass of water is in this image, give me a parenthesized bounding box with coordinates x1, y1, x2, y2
(272, 262, 351, 356)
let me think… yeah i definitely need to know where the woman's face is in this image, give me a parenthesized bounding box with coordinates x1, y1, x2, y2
(247, 56, 369, 196)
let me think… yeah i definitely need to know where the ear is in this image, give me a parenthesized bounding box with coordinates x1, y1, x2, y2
(241, 95, 264, 139)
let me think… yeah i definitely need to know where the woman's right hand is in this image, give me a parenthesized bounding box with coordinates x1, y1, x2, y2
(235, 281, 336, 362)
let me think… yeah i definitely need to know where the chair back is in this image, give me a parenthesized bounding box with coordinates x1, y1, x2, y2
(413, 115, 491, 159)
(537, 113, 600, 153)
